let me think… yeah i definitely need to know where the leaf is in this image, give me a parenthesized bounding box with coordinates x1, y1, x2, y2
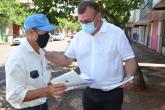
(0, 0, 32, 26)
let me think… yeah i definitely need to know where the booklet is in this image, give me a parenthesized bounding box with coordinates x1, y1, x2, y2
(50, 70, 95, 91)
(92, 76, 134, 91)
(51, 70, 134, 91)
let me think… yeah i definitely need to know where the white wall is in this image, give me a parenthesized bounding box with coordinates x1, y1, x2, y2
(135, 9, 140, 22)
(152, 0, 161, 8)
(129, 11, 135, 22)
(129, 9, 140, 23)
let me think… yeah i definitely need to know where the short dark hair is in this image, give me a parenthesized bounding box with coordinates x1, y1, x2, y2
(78, 1, 100, 14)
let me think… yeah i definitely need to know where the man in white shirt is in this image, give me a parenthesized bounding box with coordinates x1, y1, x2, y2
(5, 14, 66, 110)
(46, 1, 137, 110)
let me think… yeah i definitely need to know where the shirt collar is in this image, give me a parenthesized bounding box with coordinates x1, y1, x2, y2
(98, 19, 108, 33)
(23, 39, 45, 56)
(24, 39, 35, 53)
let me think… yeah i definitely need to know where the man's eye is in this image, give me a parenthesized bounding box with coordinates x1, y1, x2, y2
(84, 21, 92, 23)
(79, 20, 92, 24)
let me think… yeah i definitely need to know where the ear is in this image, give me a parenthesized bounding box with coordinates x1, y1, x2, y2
(28, 29, 35, 34)
(97, 12, 101, 20)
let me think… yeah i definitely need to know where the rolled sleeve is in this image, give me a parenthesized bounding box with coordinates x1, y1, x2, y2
(117, 31, 135, 61)
(5, 59, 28, 106)
(7, 86, 28, 105)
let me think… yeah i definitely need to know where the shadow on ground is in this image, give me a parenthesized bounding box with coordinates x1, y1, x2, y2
(1, 63, 165, 110)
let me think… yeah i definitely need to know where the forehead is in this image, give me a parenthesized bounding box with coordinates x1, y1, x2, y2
(78, 7, 95, 20)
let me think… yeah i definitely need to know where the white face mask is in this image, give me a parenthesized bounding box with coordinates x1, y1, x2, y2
(81, 22, 96, 34)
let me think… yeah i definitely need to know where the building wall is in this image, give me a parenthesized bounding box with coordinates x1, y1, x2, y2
(135, 9, 140, 22)
(132, 27, 139, 41)
(141, 26, 146, 45)
(160, 20, 165, 55)
(150, 21, 159, 51)
(149, 23, 153, 48)
(152, 0, 161, 7)
(130, 0, 165, 56)
(145, 23, 152, 47)
(13, 24, 20, 37)
(144, 25, 149, 46)
(138, 26, 142, 43)
(157, 21, 162, 52)
(0, 26, 6, 36)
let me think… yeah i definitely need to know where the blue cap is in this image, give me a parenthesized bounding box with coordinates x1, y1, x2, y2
(24, 14, 57, 31)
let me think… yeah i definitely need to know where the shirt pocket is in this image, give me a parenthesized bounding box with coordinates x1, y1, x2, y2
(27, 69, 43, 88)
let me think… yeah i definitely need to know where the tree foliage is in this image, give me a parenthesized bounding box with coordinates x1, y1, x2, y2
(57, 18, 80, 32)
(0, 0, 32, 26)
(32, 0, 79, 24)
(33, 0, 143, 28)
(97, 0, 143, 28)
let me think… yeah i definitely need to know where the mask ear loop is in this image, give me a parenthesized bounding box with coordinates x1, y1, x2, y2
(93, 12, 99, 27)
(91, 12, 103, 36)
(94, 12, 102, 29)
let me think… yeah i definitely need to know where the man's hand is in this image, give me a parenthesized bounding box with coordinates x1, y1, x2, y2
(47, 83, 66, 99)
(121, 79, 134, 89)
(45, 51, 74, 66)
(23, 83, 66, 101)
(123, 58, 137, 89)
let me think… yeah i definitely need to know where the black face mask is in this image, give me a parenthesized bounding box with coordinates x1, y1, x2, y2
(36, 32, 50, 48)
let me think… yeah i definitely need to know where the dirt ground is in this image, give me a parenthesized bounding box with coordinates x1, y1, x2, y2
(0, 41, 165, 110)
(0, 63, 165, 110)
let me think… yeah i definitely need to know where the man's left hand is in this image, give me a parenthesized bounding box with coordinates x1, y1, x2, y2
(121, 79, 134, 89)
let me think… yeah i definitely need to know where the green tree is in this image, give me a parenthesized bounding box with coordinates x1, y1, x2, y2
(57, 18, 80, 36)
(58, 18, 80, 31)
(32, 0, 79, 24)
(33, 0, 143, 28)
(0, 0, 32, 26)
(97, 0, 143, 28)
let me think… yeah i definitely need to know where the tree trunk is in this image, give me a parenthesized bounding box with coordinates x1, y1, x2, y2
(126, 32, 147, 90)
(135, 63, 147, 90)
(129, 38, 147, 90)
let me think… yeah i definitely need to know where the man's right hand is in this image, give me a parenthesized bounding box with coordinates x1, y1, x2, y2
(47, 83, 66, 99)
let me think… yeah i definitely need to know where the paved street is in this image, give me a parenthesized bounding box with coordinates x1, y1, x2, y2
(131, 42, 165, 94)
(0, 45, 16, 86)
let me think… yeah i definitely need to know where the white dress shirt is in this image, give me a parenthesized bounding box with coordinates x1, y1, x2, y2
(65, 20, 135, 91)
(5, 39, 51, 109)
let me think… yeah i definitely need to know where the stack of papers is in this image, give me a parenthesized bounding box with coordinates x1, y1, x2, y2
(50, 70, 134, 91)
(91, 76, 134, 91)
(50, 70, 94, 91)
